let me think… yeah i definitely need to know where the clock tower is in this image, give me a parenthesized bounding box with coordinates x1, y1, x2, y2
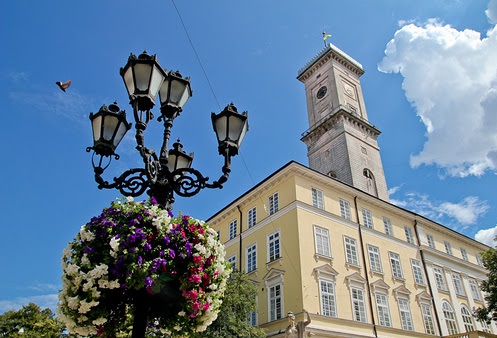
(297, 43, 389, 201)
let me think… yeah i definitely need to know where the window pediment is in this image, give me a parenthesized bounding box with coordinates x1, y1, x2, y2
(416, 291, 433, 304)
(314, 264, 339, 281)
(371, 279, 390, 294)
(393, 285, 411, 300)
(346, 272, 366, 288)
(264, 268, 285, 288)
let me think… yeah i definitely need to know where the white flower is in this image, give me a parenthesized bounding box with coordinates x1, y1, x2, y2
(81, 254, 90, 267)
(178, 311, 186, 317)
(92, 317, 107, 326)
(110, 236, 120, 252)
(126, 196, 134, 203)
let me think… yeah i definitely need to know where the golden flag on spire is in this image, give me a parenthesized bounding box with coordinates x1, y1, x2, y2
(323, 31, 332, 41)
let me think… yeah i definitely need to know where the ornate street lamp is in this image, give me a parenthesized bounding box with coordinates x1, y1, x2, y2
(86, 51, 249, 211)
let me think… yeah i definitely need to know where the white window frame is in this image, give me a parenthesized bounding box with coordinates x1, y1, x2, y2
(344, 236, 359, 266)
(398, 298, 414, 331)
(476, 254, 484, 267)
(375, 293, 392, 327)
(362, 208, 373, 229)
(404, 226, 414, 244)
(383, 217, 393, 236)
(312, 187, 324, 209)
(314, 225, 331, 258)
(421, 303, 437, 335)
(442, 301, 458, 335)
(248, 206, 257, 228)
(319, 279, 337, 317)
(461, 305, 474, 332)
(411, 259, 425, 285)
(351, 287, 367, 323)
(452, 273, 465, 296)
(268, 283, 283, 322)
(434, 266, 447, 291)
(469, 279, 481, 301)
(229, 219, 237, 240)
(368, 244, 383, 273)
(246, 243, 257, 273)
(339, 198, 351, 220)
(389, 252, 404, 279)
(267, 231, 281, 262)
(228, 254, 237, 271)
(269, 192, 279, 215)
(426, 234, 435, 248)
(444, 241, 453, 255)
(460, 247, 468, 261)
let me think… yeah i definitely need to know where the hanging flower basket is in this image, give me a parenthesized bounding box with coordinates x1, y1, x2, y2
(57, 197, 230, 337)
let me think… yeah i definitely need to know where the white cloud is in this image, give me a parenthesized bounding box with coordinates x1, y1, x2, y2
(390, 191, 489, 228)
(0, 294, 58, 314)
(475, 224, 497, 246)
(487, 0, 497, 24)
(378, 11, 497, 177)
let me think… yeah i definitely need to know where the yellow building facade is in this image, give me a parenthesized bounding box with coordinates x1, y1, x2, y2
(207, 43, 496, 338)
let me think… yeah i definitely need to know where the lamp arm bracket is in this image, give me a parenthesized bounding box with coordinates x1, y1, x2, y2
(94, 167, 149, 197)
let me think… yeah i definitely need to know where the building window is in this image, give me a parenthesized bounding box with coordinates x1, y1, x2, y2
(375, 293, 392, 327)
(269, 284, 283, 321)
(268, 231, 281, 262)
(404, 226, 414, 244)
(461, 305, 474, 332)
(247, 244, 257, 273)
(362, 208, 373, 229)
(426, 234, 435, 248)
(469, 279, 481, 301)
(442, 301, 458, 335)
(476, 254, 484, 267)
(389, 252, 404, 279)
(216, 230, 220, 239)
(461, 247, 468, 261)
(319, 280, 337, 317)
(368, 245, 383, 273)
(433, 266, 447, 291)
(398, 298, 414, 331)
(411, 259, 425, 285)
(421, 303, 436, 335)
(452, 273, 465, 296)
(269, 192, 279, 215)
(444, 241, 453, 255)
(383, 217, 393, 236)
(248, 310, 257, 326)
(339, 198, 351, 220)
(228, 255, 237, 271)
(480, 319, 491, 333)
(363, 169, 378, 197)
(344, 237, 359, 266)
(314, 226, 331, 257)
(248, 207, 257, 228)
(229, 219, 237, 240)
(312, 188, 324, 209)
(351, 287, 367, 323)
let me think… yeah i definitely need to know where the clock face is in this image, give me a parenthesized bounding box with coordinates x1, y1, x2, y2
(317, 86, 327, 99)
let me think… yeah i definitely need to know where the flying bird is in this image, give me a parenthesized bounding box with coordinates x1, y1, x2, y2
(56, 80, 71, 92)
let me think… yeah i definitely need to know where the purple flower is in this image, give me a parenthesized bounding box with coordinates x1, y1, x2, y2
(137, 256, 143, 265)
(144, 242, 152, 251)
(185, 241, 193, 257)
(144, 276, 153, 288)
(169, 249, 176, 259)
(151, 196, 158, 205)
(163, 236, 170, 245)
(84, 247, 94, 254)
(167, 209, 173, 217)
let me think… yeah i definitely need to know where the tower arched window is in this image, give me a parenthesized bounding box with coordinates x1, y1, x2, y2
(363, 169, 378, 197)
(442, 300, 458, 335)
(461, 305, 474, 332)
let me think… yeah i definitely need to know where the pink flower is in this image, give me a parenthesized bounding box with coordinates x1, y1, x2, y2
(192, 301, 201, 311)
(189, 274, 201, 283)
(193, 255, 202, 264)
(203, 302, 210, 311)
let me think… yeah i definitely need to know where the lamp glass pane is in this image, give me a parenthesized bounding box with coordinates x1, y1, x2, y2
(134, 63, 152, 91)
(213, 115, 228, 142)
(123, 67, 135, 96)
(169, 79, 187, 105)
(91, 115, 102, 143)
(227, 115, 245, 142)
(103, 115, 119, 141)
(175, 155, 191, 170)
(159, 79, 170, 105)
(166, 154, 177, 172)
(177, 86, 191, 108)
(237, 119, 248, 146)
(113, 122, 128, 147)
(149, 65, 165, 99)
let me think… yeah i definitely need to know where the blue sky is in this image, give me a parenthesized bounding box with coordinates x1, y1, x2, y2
(1, 0, 497, 313)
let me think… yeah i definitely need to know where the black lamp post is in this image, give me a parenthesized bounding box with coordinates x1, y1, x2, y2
(86, 51, 249, 211)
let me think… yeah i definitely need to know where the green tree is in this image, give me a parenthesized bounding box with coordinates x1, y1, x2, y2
(190, 271, 266, 338)
(475, 246, 497, 323)
(0, 303, 65, 337)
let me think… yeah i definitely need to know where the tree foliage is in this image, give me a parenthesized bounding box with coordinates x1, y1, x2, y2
(475, 247, 497, 323)
(0, 303, 65, 337)
(190, 271, 266, 338)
